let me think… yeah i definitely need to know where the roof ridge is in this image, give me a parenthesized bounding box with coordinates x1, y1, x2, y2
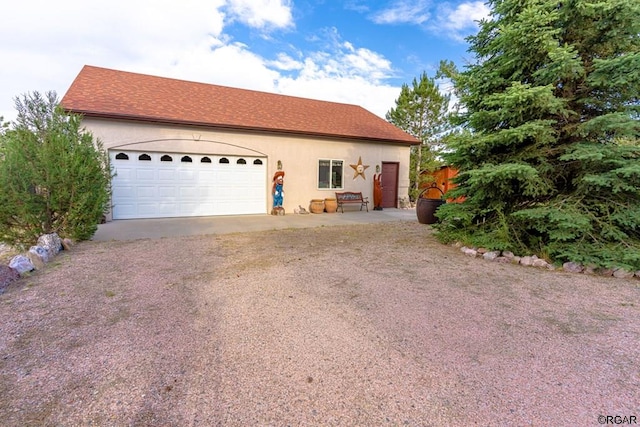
(80, 65, 366, 110)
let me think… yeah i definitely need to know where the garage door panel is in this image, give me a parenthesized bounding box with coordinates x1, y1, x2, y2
(110, 151, 266, 219)
(137, 186, 158, 198)
(179, 169, 198, 181)
(113, 204, 136, 218)
(138, 203, 162, 215)
(217, 187, 236, 199)
(198, 170, 215, 180)
(196, 202, 215, 215)
(216, 176, 235, 187)
(115, 168, 135, 181)
(157, 203, 178, 215)
(112, 186, 136, 198)
(157, 186, 176, 197)
(198, 187, 215, 197)
(215, 201, 236, 215)
(135, 168, 155, 181)
(157, 169, 176, 181)
(179, 186, 198, 198)
(178, 202, 199, 215)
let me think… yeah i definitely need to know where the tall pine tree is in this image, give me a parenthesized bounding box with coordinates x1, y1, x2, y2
(437, 0, 640, 270)
(386, 72, 451, 200)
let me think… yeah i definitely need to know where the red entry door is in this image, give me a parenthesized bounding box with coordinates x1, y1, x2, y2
(381, 162, 399, 208)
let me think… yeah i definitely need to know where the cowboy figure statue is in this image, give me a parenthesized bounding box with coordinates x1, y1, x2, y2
(271, 170, 285, 215)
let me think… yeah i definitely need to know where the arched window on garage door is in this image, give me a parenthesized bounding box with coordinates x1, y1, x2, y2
(115, 153, 129, 160)
(219, 157, 229, 164)
(161, 155, 173, 162)
(201, 156, 212, 163)
(237, 158, 247, 165)
(253, 159, 263, 165)
(139, 153, 151, 161)
(181, 156, 193, 163)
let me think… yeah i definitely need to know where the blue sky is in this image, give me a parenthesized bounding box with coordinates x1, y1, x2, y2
(0, 0, 489, 122)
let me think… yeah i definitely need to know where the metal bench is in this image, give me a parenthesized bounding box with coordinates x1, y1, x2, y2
(335, 192, 369, 213)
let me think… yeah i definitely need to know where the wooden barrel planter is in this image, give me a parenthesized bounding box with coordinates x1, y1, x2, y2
(309, 199, 325, 214)
(416, 186, 445, 225)
(324, 198, 338, 213)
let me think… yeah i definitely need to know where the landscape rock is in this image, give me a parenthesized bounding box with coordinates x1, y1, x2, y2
(37, 233, 63, 257)
(598, 268, 614, 277)
(583, 265, 597, 275)
(61, 238, 74, 251)
(613, 268, 635, 279)
(520, 256, 535, 267)
(462, 247, 478, 257)
(636, 271, 640, 278)
(563, 262, 584, 273)
(0, 265, 20, 293)
(476, 247, 488, 255)
(501, 251, 515, 259)
(9, 255, 35, 274)
(533, 259, 550, 268)
(27, 251, 46, 270)
(29, 246, 50, 264)
(483, 251, 500, 261)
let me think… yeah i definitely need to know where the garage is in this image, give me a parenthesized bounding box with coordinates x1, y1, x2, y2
(62, 66, 419, 220)
(110, 150, 267, 219)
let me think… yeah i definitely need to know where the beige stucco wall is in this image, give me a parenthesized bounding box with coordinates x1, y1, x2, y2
(82, 118, 412, 217)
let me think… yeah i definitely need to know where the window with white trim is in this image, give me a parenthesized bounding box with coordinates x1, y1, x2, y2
(318, 159, 343, 189)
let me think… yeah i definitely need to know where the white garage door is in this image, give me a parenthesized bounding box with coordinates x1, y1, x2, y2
(110, 151, 267, 219)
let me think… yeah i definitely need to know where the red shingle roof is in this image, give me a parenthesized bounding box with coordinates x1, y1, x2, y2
(60, 65, 419, 145)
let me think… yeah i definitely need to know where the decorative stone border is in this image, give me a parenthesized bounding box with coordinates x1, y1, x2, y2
(456, 244, 640, 279)
(0, 233, 74, 294)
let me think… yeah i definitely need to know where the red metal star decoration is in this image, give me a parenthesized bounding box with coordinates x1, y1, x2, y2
(349, 156, 369, 180)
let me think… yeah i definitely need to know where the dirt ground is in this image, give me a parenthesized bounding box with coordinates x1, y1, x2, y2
(0, 221, 638, 426)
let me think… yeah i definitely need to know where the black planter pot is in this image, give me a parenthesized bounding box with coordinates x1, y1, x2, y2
(416, 186, 445, 225)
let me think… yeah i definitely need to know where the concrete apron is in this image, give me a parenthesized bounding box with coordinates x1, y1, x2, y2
(91, 208, 418, 241)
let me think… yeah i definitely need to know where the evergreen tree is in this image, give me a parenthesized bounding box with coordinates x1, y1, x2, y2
(0, 91, 112, 246)
(437, 0, 640, 270)
(386, 72, 451, 200)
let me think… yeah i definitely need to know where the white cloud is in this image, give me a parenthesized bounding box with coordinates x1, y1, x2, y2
(276, 75, 400, 118)
(268, 53, 304, 71)
(344, 1, 370, 14)
(268, 33, 397, 116)
(225, 0, 293, 30)
(366, 1, 489, 44)
(343, 47, 394, 81)
(310, 50, 388, 83)
(0, 0, 227, 120)
(154, 41, 283, 93)
(296, 28, 395, 82)
(371, 0, 431, 25)
(434, 1, 490, 41)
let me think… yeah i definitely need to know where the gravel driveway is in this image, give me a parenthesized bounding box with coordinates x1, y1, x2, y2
(1, 221, 638, 426)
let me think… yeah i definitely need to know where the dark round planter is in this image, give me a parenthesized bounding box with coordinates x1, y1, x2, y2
(416, 198, 445, 224)
(416, 186, 445, 225)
